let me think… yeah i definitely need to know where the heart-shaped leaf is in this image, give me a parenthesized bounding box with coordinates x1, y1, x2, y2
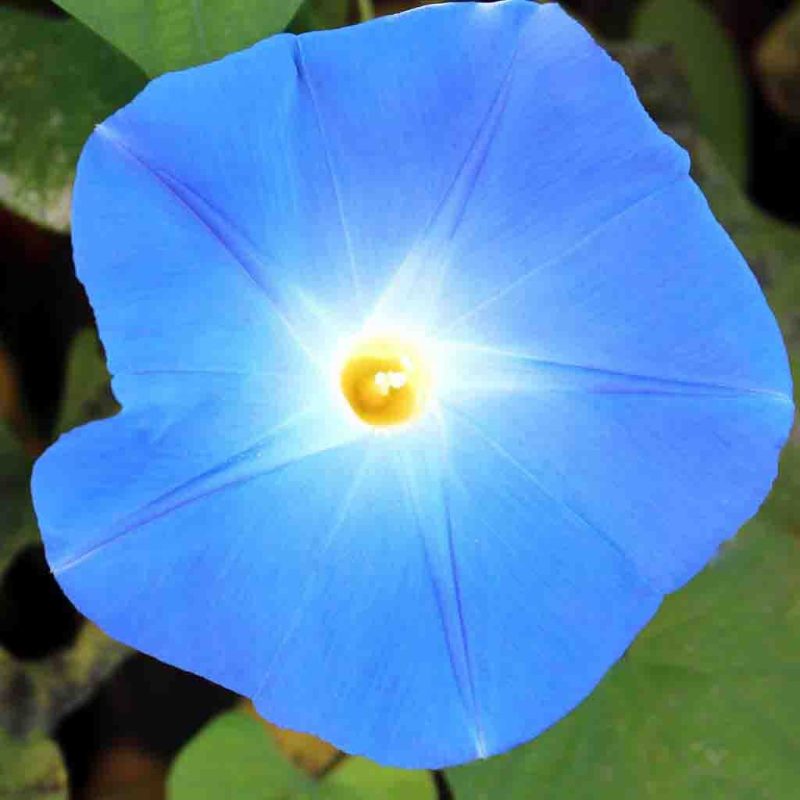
(633, 0, 748, 184)
(290, 0, 352, 33)
(169, 710, 436, 800)
(53, 0, 305, 77)
(55, 329, 116, 437)
(0, 8, 145, 230)
(0, 731, 67, 800)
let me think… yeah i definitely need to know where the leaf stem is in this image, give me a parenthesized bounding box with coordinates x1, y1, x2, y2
(357, 0, 375, 21)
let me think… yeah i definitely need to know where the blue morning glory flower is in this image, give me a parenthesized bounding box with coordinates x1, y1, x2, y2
(32, 0, 792, 769)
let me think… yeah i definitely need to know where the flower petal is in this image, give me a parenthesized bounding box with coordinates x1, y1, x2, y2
(90, 1, 654, 333)
(33, 0, 793, 772)
(356, 2, 691, 327)
(34, 371, 362, 571)
(72, 129, 317, 381)
(444, 180, 791, 396)
(77, 1, 691, 350)
(429, 392, 792, 762)
(288, 0, 545, 308)
(442, 388, 792, 593)
(35, 417, 489, 767)
(439, 174, 793, 593)
(428, 413, 662, 758)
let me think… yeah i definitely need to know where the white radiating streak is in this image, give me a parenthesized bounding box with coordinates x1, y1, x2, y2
(360, 248, 455, 337)
(393, 417, 487, 757)
(51, 397, 368, 576)
(363, 27, 522, 339)
(253, 439, 378, 700)
(438, 180, 688, 342)
(293, 37, 365, 316)
(287, 282, 355, 364)
(432, 338, 786, 402)
(97, 124, 357, 380)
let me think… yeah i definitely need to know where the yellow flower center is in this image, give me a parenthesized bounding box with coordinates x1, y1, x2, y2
(340, 336, 430, 428)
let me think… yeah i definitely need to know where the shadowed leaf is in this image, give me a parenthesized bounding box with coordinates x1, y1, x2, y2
(633, 0, 748, 184)
(290, 0, 352, 33)
(169, 709, 436, 800)
(53, 0, 305, 77)
(55, 329, 117, 437)
(0, 7, 145, 230)
(0, 730, 67, 800)
(0, 419, 35, 577)
(0, 624, 129, 738)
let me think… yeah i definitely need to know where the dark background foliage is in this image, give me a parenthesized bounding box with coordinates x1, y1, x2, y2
(1, 1, 799, 798)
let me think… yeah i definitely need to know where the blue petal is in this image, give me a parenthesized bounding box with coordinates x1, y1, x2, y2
(35, 419, 483, 767)
(34, 371, 362, 570)
(444, 180, 791, 397)
(87, 0, 573, 334)
(288, 0, 545, 309)
(33, 0, 793, 772)
(356, 1, 690, 328)
(442, 388, 791, 590)
(440, 177, 793, 592)
(424, 415, 662, 757)
(71, 129, 317, 380)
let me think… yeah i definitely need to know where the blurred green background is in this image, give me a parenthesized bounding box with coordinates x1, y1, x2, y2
(1, 0, 799, 798)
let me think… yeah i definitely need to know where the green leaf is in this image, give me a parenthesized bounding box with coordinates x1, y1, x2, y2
(448, 452, 800, 798)
(0, 419, 35, 576)
(2, 328, 117, 581)
(0, 420, 29, 502)
(169, 711, 309, 799)
(0, 8, 146, 230)
(0, 731, 67, 800)
(324, 757, 435, 800)
(53, 0, 305, 77)
(633, 0, 748, 184)
(2, 329, 116, 574)
(356, 0, 375, 22)
(290, 0, 352, 33)
(1, 625, 130, 738)
(169, 710, 435, 800)
(55, 329, 117, 436)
